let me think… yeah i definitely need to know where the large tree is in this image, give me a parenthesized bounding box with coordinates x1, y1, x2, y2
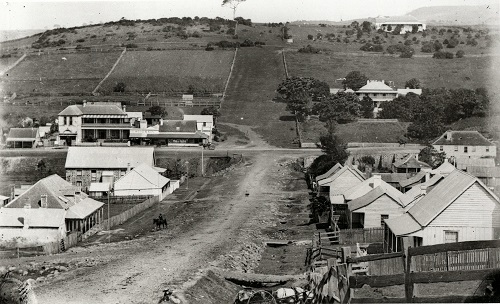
(418, 145, 446, 169)
(148, 105, 168, 118)
(286, 90, 313, 122)
(405, 78, 421, 89)
(342, 71, 368, 91)
(314, 92, 361, 127)
(276, 76, 330, 102)
(359, 96, 374, 118)
(222, 0, 246, 20)
(201, 106, 221, 126)
(308, 129, 349, 178)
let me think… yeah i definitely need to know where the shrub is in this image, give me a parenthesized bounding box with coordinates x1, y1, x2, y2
(360, 43, 383, 52)
(307, 34, 314, 40)
(215, 40, 239, 48)
(421, 43, 433, 52)
(113, 82, 126, 92)
(456, 50, 465, 58)
(76, 38, 85, 43)
(226, 28, 235, 35)
(399, 46, 414, 58)
(240, 39, 254, 47)
(125, 43, 138, 48)
(298, 44, 320, 53)
(404, 39, 412, 46)
(433, 51, 454, 59)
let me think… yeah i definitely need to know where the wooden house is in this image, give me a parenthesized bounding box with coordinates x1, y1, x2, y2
(6, 128, 41, 148)
(114, 163, 171, 200)
(315, 163, 343, 195)
(392, 155, 431, 175)
(384, 170, 500, 252)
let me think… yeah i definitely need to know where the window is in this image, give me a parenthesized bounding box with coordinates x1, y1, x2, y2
(413, 237, 423, 248)
(440, 146, 443, 152)
(486, 147, 490, 152)
(454, 146, 458, 151)
(383, 93, 387, 97)
(381, 214, 389, 229)
(76, 170, 82, 176)
(472, 146, 476, 152)
(203, 122, 207, 127)
(76, 181, 82, 187)
(91, 170, 97, 182)
(444, 231, 459, 243)
(464, 146, 468, 153)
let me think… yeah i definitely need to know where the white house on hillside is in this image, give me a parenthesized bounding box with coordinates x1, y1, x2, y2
(375, 16, 426, 33)
(113, 163, 171, 200)
(432, 130, 496, 160)
(183, 115, 214, 142)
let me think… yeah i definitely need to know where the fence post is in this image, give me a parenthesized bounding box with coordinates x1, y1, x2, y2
(403, 239, 414, 302)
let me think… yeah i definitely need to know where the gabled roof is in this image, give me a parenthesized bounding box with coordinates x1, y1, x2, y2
(5, 174, 84, 209)
(393, 155, 431, 169)
(65, 198, 104, 219)
(357, 80, 395, 92)
(324, 166, 366, 192)
(160, 120, 197, 133)
(467, 166, 500, 178)
(432, 131, 494, 146)
(58, 105, 83, 116)
(343, 175, 400, 201)
(6, 128, 38, 140)
(430, 161, 456, 176)
(456, 157, 496, 169)
(348, 186, 403, 212)
(398, 173, 445, 207)
(183, 115, 214, 123)
(380, 173, 410, 183)
(114, 163, 170, 191)
(65, 147, 154, 169)
(407, 170, 498, 226)
(399, 171, 427, 188)
(0, 208, 66, 228)
(315, 163, 343, 183)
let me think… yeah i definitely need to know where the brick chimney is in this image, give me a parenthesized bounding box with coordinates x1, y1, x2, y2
(372, 175, 382, 188)
(122, 104, 126, 112)
(420, 185, 428, 195)
(83, 100, 87, 107)
(10, 184, 15, 201)
(127, 162, 131, 173)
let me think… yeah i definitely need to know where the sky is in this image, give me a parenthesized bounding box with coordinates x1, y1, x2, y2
(1, 0, 498, 31)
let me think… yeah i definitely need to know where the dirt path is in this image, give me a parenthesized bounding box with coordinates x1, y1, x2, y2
(33, 151, 299, 304)
(217, 122, 273, 149)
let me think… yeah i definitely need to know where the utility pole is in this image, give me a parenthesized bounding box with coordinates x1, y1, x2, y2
(185, 161, 189, 190)
(201, 145, 204, 177)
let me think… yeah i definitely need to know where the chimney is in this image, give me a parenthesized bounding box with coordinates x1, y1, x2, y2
(40, 194, 48, 208)
(372, 175, 382, 188)
(127, 162, 131, 173)
(420, 185, 428, 195)
(140, 119, 147, 129)
(122, 104, 126, 112)
(83, 100, 87, 107)
(10, 184, 15, 201)
(445, 131, 452, 140)
(23, 198, 30, 229)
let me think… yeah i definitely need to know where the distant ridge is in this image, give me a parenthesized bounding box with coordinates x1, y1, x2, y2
(406, 5, 499, 25)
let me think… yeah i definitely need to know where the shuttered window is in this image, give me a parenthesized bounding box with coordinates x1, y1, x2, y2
(444, 231, 459, 243)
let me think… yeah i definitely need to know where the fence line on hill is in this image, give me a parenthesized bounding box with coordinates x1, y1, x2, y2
(221, 47, 238, 104)
(92, 47, 127, 95)
(0, 54, 27, 76)
(282, 49, 289, 78)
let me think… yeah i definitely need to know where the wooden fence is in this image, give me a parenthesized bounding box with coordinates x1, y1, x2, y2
(339, 228, 385, 245)
(312, 239, 500, 303)
(87, 195, 152, 204)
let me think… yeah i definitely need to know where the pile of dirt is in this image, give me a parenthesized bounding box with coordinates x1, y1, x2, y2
(182, 270, 240, 304)
(219, 242, 264, 273)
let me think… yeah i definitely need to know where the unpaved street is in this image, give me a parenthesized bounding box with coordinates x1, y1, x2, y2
(28, 151, 309, 304)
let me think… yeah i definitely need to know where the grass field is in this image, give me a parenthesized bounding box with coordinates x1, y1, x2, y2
(287, 24, 494, 55)
(99, 49, 234, 93)
(286, 51, 491, 89)
(220, 47, 298, 148)
(300, 118, 409, 144)
(0, 56, 22, 71)
(1, 52, 121, 94)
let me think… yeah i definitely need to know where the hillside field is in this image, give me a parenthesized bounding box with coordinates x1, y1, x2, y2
(285, 51, 491, 89)
(0, 52, 121, 94)
(98, 49, 235, 94)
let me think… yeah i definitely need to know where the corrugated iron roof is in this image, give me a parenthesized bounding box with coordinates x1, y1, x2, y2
(65, 198, 104, 219)
(183, 115, 214, 123)
(407, 170, 477, 226)
(318, 165, 364, 187)
(399, 171, 427, 188)
(467, 166, 500, 178)
(89, 183, 110, 192)
(380, 173, 410, 183)
(430, 161, 456, 175)
(348, 185, 403, 211)
(456, 158, 496, 169)
(0, 208, 66, 228)
(315, 163, 343, 183)
(398, 174, 444, 207)
(7, 128, 38, 140)
(393, 155, 431, 169)
(65, 147, 154, 169)
(344, 176, 401, 201)
(432, 131, 494, 146)
(160, 120, 197, 133)
(58, 105, 82, 116)
(357, 81, 395, 92)
(114, 163, 170, 191)
(384, 213, 421, 236)
(5, 174, 83, 209)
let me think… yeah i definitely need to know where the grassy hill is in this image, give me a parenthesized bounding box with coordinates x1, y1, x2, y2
(407, 5, 500, 26)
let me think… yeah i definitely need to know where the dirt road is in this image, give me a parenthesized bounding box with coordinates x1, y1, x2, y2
(29, 151, 308, 304)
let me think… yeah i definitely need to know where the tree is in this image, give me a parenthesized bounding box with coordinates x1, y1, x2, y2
(405, 78, 421, 89)
(276, 76, 330, 101)
(412, 24, 419, 34)
(407, 99, 445, 140)
(456, 50, 465, 58)
(359, 95, 374, 118)
(319, 130, 349, 165)
(399, 46, 414, 58)
(113, 82, 126, 92)
(377, 155, 383, 171)
(418, 145, 446, 169)
(201, 106, 221, 126)
(359, 155, 375, 172)
(361, 21, 372, 33)
(148, 105, 167, 118)
(286, 90, 313, 122)
(392, 25, 402, 35)
(350, 21, 359, 28)
(314, 92, 361, 127)
(342, 71, 368, 91)
(433, 40, 443, 51)
(222, 0, 246, 20)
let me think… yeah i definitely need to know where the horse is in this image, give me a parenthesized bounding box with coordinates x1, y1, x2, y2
(153, 218, 168, 230)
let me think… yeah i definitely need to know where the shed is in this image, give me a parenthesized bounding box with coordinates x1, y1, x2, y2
(6, 128, 40, 148)
(114, 163, 171, 200)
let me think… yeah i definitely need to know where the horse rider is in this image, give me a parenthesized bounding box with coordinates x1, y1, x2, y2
(159, 213, 164, 222)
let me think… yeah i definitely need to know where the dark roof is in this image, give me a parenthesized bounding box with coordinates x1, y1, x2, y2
(316, 163, 343, 183)
(380, 173, 410, 183)
(432, 131, 494, 146)
(160, 120, 197, 133)
(394, 155, 431, 169)
(7, 128, 38, 139)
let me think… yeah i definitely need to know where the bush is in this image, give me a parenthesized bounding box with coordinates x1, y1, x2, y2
(215, 40, 239, 48)
(125, 43, 138, 48)
(360, 43, 383, 52)
(298, 44, 321, 53)
(421, 42, 433, 53)
(240, 39, 254, 47)
(307, 34, 314, 40)
(76, 38, 85, 43)
(113, 82, 126, 92)
(456, 50, 465, 58)
(399, 46, 414, 58)
(433, 51, 454, 59)
(226, 28, 235, 35)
